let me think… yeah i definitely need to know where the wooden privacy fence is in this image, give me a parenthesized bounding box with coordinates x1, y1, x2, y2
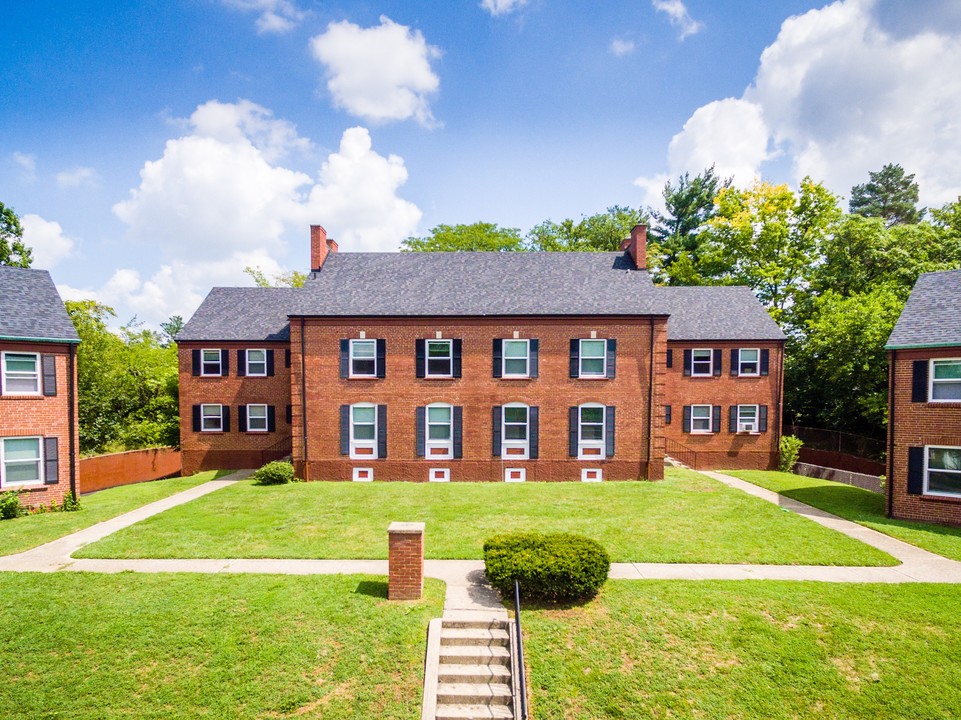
(80, 448, 182, 494)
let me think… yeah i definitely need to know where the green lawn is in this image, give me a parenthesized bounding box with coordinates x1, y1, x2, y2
(728, 470, 961, 562)
(0, 471, 227, 556)
(0, 572, 443, 720)
(78, 468, 895, 565)
(523, 580, 961, 719)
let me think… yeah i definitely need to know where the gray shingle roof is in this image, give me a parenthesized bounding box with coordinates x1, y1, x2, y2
(886, 269, 961, 349)
(0, 267, 79, 343)
(177, 287, 298, 342)
(659, 286, 785, 341)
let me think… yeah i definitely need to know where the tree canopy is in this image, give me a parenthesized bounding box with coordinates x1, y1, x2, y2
(526, 206, 648, 252)
(401, 222, 525, 252)
(0, 201, 33, 267)
(849, 163, 923, 226)
(243, 266, 307, 287)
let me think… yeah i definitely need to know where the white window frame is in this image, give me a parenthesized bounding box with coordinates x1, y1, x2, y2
(929, 358, 961, 403)
(924, 445, 961, 498)
(425, 339, 453, 378)
(691, 404, 713, 434)
(738, 348, 760, 377)
(200, 404, 224, 432)
(501, 402, 530, 460)
(426, 403, 454, 459)
(350, 403, 378, 459)
(691, 349, 713, 377)
(577, 403, 606, 459)
(1, 352, 40, 396)
(349, 339, 377, 378)
(578, 339, 607, 378)
(245, 349, 267, 377)
(200, 349, 222, 377)
(0, 436, 44, 488)
(246, 403, 268, 433)
(736, 404, 759, 433)
(502, 339, 530, 378)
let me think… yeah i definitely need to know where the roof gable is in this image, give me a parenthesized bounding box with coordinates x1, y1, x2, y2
(0, 267, 79, 343)
(660, 286, 784, 341)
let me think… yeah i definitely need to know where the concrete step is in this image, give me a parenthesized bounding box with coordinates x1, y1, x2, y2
(434, 703, 514, 719)
(439, 644, 511, 665)
(437, 682, 513, 706)
(438, 663, 511, 684)
(441, 627, 510, 647)
(442, 616, 510, 631)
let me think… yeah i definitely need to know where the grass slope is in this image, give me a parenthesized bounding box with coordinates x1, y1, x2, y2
(0, 573, 443, 719)
(728, 470, 961, 562)
(523, 580, 961, 719)
(79, 468, 894, 566)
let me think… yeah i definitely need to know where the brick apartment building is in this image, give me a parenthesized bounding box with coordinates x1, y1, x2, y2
(886, 269, 961, 525)
(0, 267, 80, 506)
(178, 225, 784, 481)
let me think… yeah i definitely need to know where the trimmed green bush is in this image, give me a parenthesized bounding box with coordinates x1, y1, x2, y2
(779, 435, 804, 473)
(0, 490, 25, 520)
(483, 532, 610, 602)
(252, 461, 295, 486)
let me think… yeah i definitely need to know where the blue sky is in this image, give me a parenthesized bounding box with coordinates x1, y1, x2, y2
(3, 0, 961, 327)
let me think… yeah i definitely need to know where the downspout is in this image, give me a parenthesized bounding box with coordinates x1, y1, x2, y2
(300, 318, 309, 481)
(887, 350, 895, 518)
(646, 318, 656, 479)
(68, 344, 77, 497)
(776, 341, 784, 463)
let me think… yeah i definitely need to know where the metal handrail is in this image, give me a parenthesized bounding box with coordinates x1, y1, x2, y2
(261, 434, 293, 465)
(514, 579, 529, 720)
(665, 437, 697, 468)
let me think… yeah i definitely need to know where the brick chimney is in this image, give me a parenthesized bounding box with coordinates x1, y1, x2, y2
(310, 225, 338, 271)
(619, 224, 647, 270)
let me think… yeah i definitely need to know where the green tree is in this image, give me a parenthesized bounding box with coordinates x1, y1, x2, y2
(243, 266, 307, 287)
(160, 315, 184, 346)
(402, 222, 525, 252)
(0, 201, 33, 267)
(526, 206, 649, 252)
(849, 163, 923, 226)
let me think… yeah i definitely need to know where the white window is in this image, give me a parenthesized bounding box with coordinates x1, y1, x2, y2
(426, 340, 453, 378)
(925, 446, 961, 498)
(350, 340, 377, 378)
(578, 404, 606, 459)
(426, 403, 453, 459)
(502, 403, 530, 459)
(691, 349, 713, 376)
(246, 349, 267, 376)
(579, 339, 606, 377)
(502, 339, 530, 378)
(930, 359, 961, 402)
(691, 404, 712, 433)
(201, 349, 222, 376)
(246, 404, 268, 432)
(736, 404, 759, 432)
(1, 352, 40, 395)
(738, 349, 760, 376)
(201, 404, 224, 432)
(350, 403, 378, 459)
(0, 437, 43, 487)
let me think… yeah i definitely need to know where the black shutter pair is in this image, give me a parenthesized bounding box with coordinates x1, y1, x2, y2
(236, 349, 275, 377)
(491, 406, 539, 459)
(912, 361, 929, 402)
(568, 339, 617, 378)
(492, 339, 540, 378)
(415, 339, 462, 378)
(567, 406, 616, 457)
(238, 405, 276, 432)
(416, 406, 463, 458)
(339, 404, 387, 457)
(191, 405, 230, 431)
(727, 405, 768, 432)
(681, 405, 721, 433)
(730, 349, 771, 376)
(339, 339, 387, 378)
(682, 349, 723, 376)
(190, 349, 228, 376)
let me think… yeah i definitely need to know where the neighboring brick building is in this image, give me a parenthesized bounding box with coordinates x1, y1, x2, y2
(179, 224, 784, 481)
(0, 267, 80, 507)
(886, 269, 961, 525)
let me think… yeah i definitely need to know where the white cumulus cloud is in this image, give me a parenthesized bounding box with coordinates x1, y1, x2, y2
(610, 38, 636, 57)
(480, 0, 528, 17)
(221, 0, 305, 34)
(20, 214, 75, 269)
(652, 0, 703, 40)
(310, 16, 441, 126)
(56, 166, 100, 189)
(13, 152, 37, 182)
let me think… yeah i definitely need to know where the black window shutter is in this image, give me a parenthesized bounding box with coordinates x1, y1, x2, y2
(192, 405, 201, 432)
(192, 349, 201, 376)
(605, 406, 615, 458)
(41, 355, 57, 396)
(416, 339, 426, 378)
(665, 405, 672, 425)
(529, 406, 539, 459)
(340, 405, 349, 455)
(730, 349, 739, 377)
(266, 350, 275, 377)
(666, 349, 673, 369)
(415, 406, 426, 457)
(907, 447, 924, 494)
(492, 339, 503, 378)
(912, 360, 928, 402)
(221, 350, 229, 376)
(569, 340, 579, 378)
(713, 349, 722, 376)
(759, 405, 768, 432)
(222, 406, 231, 432)
(760, 349, 770, 376)
(237, 349, 246, 377)
(268, 406, 276, 432)
(238, 405, 247, 432)
(712, 405, 721, 433)
(339, 339, 350, 379)
(285, 404, 292, 424)
(452, 339, 463, 378)
(530, 339, 539, 378)
(285, 348, 291, 368)
(492, 406, 502, 457)
(729, 406, 738, 433)
(606, 339, 617, 379)
(377, 405, 388, 458)
(682, 405, 692, 433)
(683, 349, 692, 376)
(453, 406, 463, 459)
(376, 339, 386, 379)
(43, 437, 59, 484)
(569, 407, 578, 457)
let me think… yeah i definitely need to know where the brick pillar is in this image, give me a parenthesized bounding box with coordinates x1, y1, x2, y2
(388, 521, 425, 600)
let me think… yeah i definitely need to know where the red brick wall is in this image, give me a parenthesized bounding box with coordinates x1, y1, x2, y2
(888, 348, 961, 526)
(663, 341, 784, 470)
(290, 316, 667, 482)
(178, 342, 292, 475)
(80, 448, 181, 493)
(388, 522, 424, 600)
(0, 341, 79, 508)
